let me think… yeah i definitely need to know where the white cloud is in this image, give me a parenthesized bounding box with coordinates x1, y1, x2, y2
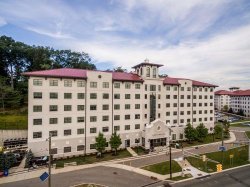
(0, 16, 7, 27)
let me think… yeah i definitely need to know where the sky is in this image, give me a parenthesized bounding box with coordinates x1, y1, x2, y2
(0, 0, 250, 90)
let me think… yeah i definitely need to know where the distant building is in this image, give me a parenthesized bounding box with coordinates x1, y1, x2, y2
(23, 59, 217, 157)
(215, 89, 250, 117)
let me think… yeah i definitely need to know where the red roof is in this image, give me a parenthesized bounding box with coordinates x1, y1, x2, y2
(163, 77, 217, 87)
(215, 90, 233, 95)
(112, 72, 143, 82)
(215, 90, 250, 96)
(22, 68, 87, 79)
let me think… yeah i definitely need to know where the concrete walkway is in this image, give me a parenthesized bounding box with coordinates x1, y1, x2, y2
(126, 147, 138, 157)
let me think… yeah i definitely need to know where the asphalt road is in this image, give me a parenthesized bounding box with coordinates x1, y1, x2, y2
(0, 166, 157, 187)
(173, 165, 250, 187)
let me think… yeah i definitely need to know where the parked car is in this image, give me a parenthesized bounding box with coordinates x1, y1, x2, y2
(242, 123, 250, 127)
(31, 156, 48, 166)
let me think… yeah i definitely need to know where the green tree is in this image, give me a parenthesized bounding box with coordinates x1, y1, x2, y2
(113, 66, 127, 72)
(214, 124, 223, 138)
(109, 132, 122, 155)
(184, 123, 197, 143)
(95, 132, 107, 157)
(0, 152, 17, 171)
(25, 149, 34, 168)
(222, 120, 230, 138)
(196, 123, 208, 142)
(228, 108, 233, 113)
(223, 105, 228, 112)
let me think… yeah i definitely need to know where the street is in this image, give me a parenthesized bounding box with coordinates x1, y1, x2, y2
(173, 165, 250, 187)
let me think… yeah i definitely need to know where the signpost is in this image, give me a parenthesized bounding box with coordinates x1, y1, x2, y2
(229, 154, 234, 166)
(219, 146, 226, 151)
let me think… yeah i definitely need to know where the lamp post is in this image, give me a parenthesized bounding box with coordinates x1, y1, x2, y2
(168, 127, 173, 180)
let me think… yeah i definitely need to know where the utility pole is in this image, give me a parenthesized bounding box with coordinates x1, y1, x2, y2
(181, 143, 184, 177)
(169, 141, 172, 179)
(221, 121, 225, 164)
(48, 133, 52, 187)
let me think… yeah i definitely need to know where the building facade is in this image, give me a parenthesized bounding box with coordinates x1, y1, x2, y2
(24, 60, 217, 157)
(215, 89, 250, 117)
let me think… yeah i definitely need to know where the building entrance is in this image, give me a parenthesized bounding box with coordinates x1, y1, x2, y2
(150, 138, 166, 148)
(125, 139, 130, 147)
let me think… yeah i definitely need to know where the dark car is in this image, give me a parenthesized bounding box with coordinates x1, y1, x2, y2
(31, 156, 48, 166)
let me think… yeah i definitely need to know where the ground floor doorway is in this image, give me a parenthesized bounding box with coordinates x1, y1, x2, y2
(125, 139, 130, 147)
(150, 138, 166, 148)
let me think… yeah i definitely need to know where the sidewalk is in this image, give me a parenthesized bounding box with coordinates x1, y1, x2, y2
(126, 147, 138, 157)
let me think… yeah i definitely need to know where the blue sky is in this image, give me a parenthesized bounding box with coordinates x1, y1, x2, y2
(0, 0, 250, 89)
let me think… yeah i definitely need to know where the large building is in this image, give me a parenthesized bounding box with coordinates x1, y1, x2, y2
(23, 60, 217, 157)
(215, 89, 250, 117)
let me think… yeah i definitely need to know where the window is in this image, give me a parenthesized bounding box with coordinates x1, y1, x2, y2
(135, 114, 140, 119)
(33, 119, 42, 125)
(193, 103, 197, 107)
(135, 94, 140, 99)
(199, 103, 202, 107)
(33, 105, 42, 112)
(90, 144, 95, 149)
(50, 92, 58, 99)
(90, 105, 97, 110)
(145, 84, 147, 91)
(90, 128, 96, 133)
(146, 67, 150, 77)
(114, 94, 120, 99)
(173, 111, 177, 115)
(199, 88, 202, 91)
(77, 128, 84, 134)
(158, 85, 161, 91)
(193, 118, 196, 122)
(180, 103, 184, 107)
(50, 105, 58, 111)
(187, 103, 191, 107)
(64, 105, 72, 111)
(210, 117, 213, 121)
(158, 104, 161, 108)
(166, 95, 170, 99)
(49, 130, 57, 137)
(179, 133, 184, 139)
(77, 93, 85, 99)
(33, 79, 42, 86)
(193, 95, 197, 99)
(77, 80, 85, 87)
(114, 104, 120, 110)
(77, 117, 85, 122)
(150, 85, 156, 91)
(125, 94, 130, 99)
(125, 83, 131, 89)
(90, 93, 97, 99)
(166, 103, 170, 107)
(187, 111, 191, 115)
(180, 95, 184, 99)
(102, 105, 109, 110)
(114, 126, 120, 131)
(103, 93, 109, 99)
(174, 86, 178, 91)
(172, 134, 176, 140)
(114, 82, 120, 88)
(153, 68, 156, 78)
(51, 148, 57, 155)
(135, 104, 140, 109)
(199, 110, 202, 114)
(181, 87, 184, 91)
(210, 95, 213, 99)
(90, 82, 97, 88)
(173, 95, 178, 99)
(166, 86, 170, 91)
(64, 117, 72, 123)
(125, 125, 130, 130)
(145, 94, 147, 99)
(187, 95, 191, 99)
(173, 103, 177, 107)
(50, 118, 58, 124)
(180, 111, 184, 115)
(135, 84, 141, 89)
(33, 92, 42, 99)
(90, 116, 97, 122)
(125, 115, 130, 120)
(193, 110, 196, 114)
(64, 129, 71, 136)
(50, 80, 58, 86)
(102, 115, 109, 121)
(103, 82, 109, 88)
(187, 87, 191, 91)
(102, 126, 109, 132)
(64, 146, 71, 153)
(180, 119, 184, 123)
(77, 145, 85, 151)
(166, 112, 170, 116)
(158, 94, 161, 99)
(135, 124, 140, 129)
(199, 118, 202, 122)
(77, 105, 85, 111)
(125, 104, 130, 109)
(145, 104, 147, 109)
(64, 93, 72, 99)
(114, 115, 120, 120)
(64, 80, 72, 87)
(33, 132, 42, 138)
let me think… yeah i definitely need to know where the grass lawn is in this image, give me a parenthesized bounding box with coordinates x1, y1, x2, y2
(170, 174, 192, 181)
(0, 114, 28, 129)
(246, 132, 250, 139)
(181, 134, 225, 148)
(230, 120, 250, 127)
(131, 146, 146, 155)
(187, 145, 249, 173)
(142, 160, 182, 175)
(55, 149, 132, 168)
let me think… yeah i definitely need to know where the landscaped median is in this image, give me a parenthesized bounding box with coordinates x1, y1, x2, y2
(186, 145, 249, 173)
(54, 149, 132, 168)
(245, 131, 250, 139)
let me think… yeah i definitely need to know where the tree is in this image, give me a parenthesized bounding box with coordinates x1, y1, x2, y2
(109, 132, 122, 155)
(237, 109, 244, 116)
(196, 123, 208, 142)
(228, 108, 233, 113)
(25, 149, 34, 168)
(214, 124, 223, 139)
(223, 105, 228, 112)
(113, 66, 127, 72)
(0, 152, 17, 171)
(222, 120, 230, 138)
(184, 123, 197, 143)
(95, 132, 107, 157)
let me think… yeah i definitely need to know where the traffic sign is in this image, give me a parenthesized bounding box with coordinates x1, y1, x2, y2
(219, 146, 226, 151)
(40, 172, 49, 182)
